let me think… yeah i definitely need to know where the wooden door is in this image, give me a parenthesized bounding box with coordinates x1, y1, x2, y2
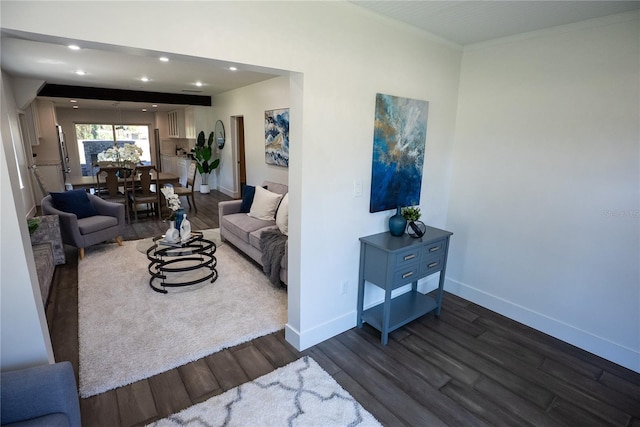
(237, 116, 246, 194)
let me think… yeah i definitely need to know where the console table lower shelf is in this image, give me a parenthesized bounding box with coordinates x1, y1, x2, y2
(361, 291, 438, 333)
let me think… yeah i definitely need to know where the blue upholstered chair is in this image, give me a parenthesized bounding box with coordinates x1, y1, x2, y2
(41, 190, 125, 260)
(1, 361, 81, 427)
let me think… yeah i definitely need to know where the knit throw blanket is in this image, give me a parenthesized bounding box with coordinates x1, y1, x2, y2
(260, 229, 287, 286)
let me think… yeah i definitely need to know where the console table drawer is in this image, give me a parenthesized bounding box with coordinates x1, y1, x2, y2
(395, 247, 421, 268)
(422, 239, 446, 259)
(393, 263, 421, 287)
(421, 255, 445, 276)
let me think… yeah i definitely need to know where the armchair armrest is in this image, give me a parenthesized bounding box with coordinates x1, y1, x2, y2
(89, 194, 124, 219)
(1, 361, 81, 427)
(41, 202, 82, 247)
(219, 199, 243, 217)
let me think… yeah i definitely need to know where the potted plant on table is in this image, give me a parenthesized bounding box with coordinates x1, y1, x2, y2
(402, 206, 426, 238)
(192, 131, 220, 194)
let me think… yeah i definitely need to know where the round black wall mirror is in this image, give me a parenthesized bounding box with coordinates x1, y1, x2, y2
(215, 120, 225, 149)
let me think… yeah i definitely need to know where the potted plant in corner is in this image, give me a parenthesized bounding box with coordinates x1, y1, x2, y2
(192, 130, 220, 194)
(402, 206, 426, 238)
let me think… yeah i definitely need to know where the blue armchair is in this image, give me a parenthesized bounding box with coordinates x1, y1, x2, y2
(1, 361, 81, 426)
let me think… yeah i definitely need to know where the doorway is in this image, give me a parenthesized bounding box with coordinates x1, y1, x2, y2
(234, 116, 246, 195)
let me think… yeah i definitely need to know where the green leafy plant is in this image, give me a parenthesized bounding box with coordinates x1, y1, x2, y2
(27, 217, 40, 235)
(193, 131, 220, 183)
(401, 206, 421, 222)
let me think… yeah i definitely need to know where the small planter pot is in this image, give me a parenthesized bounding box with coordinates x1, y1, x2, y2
(199, 184, 210, 194)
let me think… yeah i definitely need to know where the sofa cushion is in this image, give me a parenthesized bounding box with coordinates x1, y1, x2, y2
(222, 213, 275, 244)
(77, 215, 118, 235)
(248, 186, 283, 221)
(239, 185, 256, 213)
(50, 190, 98, 219)
(249, 225, 279, 251)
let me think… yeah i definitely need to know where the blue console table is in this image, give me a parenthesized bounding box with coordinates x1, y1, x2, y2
(357, 226, 453, 344)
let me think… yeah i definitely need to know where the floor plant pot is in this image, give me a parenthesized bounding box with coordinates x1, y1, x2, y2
(200, 184, 210, 194)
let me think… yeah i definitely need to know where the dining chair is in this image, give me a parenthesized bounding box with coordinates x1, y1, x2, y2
(95, 166, 132, 224)
(130, 165, 160, 221)
(173, 161, 198, 212)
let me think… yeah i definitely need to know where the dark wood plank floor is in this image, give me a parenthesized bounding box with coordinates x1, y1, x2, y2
(45, 190, 640, 426)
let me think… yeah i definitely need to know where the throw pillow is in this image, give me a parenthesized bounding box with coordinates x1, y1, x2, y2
(275, 193, 289, 236)
(239, 185, 256, 213)
(248, 186, 283, 221)
(50, 190, 98, 219)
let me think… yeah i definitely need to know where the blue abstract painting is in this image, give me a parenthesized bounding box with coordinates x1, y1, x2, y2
(370, 93, 429, 213)
(265, 108, 289, 167)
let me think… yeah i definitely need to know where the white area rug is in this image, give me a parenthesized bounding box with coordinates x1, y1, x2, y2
(147, 356, 382, 427)
(78, 235, 287, 397)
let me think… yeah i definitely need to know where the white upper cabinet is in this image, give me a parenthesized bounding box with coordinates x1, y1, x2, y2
(184, 106, 213, 140)
(167, 110, 186, 138)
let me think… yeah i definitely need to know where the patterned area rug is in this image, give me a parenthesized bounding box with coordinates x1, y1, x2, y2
(147, 356, 381, 427)
(78, 237, 286, 397)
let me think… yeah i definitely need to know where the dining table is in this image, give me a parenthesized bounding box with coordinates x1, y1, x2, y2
(67, 171, 180, 191)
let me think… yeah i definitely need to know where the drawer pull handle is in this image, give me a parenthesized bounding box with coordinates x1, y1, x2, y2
(402, 271, 414, 279)
(403, 254, 416, 261)
(428, 261, 439, 268)
(429, 246, 440, 252)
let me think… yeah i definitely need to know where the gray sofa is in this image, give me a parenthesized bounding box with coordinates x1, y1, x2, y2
(219, 181, 288, 285)
(1, 361, 81, 427)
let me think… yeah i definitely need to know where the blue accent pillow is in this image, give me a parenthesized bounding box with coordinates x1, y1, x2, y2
(50, 190, 98, 219)
(239, 185, 256, 213)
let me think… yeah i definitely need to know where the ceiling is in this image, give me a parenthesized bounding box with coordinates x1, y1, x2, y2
(1, 1, 638, 111)
(352, 1, 640, 45)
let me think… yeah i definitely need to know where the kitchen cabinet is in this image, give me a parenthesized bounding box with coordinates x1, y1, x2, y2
(176, 157, 189, 186)
(160, 154, 178, 176)
(161, 155, 203, 190)
(167, 110, 186, 138)
(184, 106, 214, 140)
(357, 227, 453, 345)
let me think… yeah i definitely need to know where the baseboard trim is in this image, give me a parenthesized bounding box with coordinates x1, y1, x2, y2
(445, 277, 640, 374)
(285, 311, 357, 351)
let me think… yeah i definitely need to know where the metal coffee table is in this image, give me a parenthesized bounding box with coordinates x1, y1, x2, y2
(146, 232, 218, 294)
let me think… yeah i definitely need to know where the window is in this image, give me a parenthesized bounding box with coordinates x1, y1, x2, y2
(75, 124, 150, 176)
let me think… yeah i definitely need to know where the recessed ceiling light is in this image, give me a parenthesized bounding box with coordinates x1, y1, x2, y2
(152, 104, 158, 108)
(140, 76, 150, 82)
(229, 66, 238, 71)
(76, 70, 86, 76)
(68, 44, 80, 50)
(195, 81, 203, 87)
(70, 99, 77, 103)
(159, 57, 169, 62)
(73, 106, 79, 109)
(142, 108, 147, 112)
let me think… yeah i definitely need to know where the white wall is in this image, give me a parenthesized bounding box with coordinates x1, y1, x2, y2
(447, 12, 640, 372)
(213, 76, 290, 196)
(1, 1, 463, 352)
(1, 71, 54, 371)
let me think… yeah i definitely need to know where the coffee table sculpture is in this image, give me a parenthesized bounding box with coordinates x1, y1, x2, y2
(146, 232, 218, 294)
